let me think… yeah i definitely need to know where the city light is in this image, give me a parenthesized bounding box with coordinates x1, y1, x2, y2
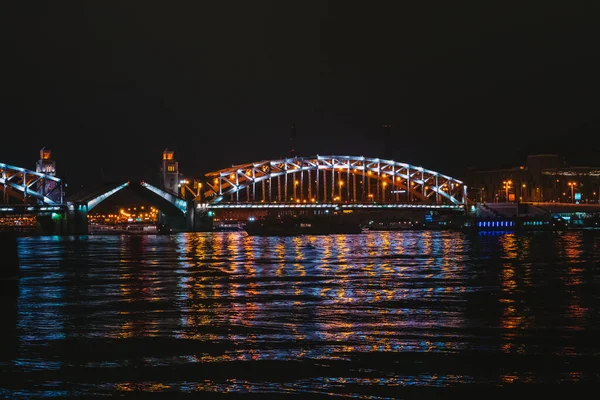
(89, 205, 159, 225)
(568, 181, 576, 203)
(502, 180, 512, 202)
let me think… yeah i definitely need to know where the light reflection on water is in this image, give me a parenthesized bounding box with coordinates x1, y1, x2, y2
(2, 231, 600, 397)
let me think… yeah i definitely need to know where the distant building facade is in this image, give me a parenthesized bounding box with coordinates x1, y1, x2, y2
(465, 154, 600, 203)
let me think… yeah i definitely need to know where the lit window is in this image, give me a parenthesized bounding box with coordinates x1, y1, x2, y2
(167, 165, 175, 172)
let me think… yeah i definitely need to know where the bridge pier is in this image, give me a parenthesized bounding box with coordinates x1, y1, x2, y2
(0, 231, 19, 366)
(66, 203, 89, 235)
(0, 231, 19, 279)
(35, 210, 68, 235)
(187, 203, 213, 232)
(158, 213, 187, 232)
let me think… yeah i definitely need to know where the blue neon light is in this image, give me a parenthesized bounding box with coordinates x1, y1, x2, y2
(141, 182, 187, 214)
(87, 182, 130, 211)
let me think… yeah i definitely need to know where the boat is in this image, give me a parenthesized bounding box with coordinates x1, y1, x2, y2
(565, 216, 600, 230)
(244, 215, 362, 236)
(417, 213, 468, 230)
(124, 224, 160, 235)
(213, 221, 244, 232)
(462, 216, 567, 232)
(366, 220, 417, 231)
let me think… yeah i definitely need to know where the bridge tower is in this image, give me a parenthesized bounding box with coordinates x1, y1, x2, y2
(159, 149, 181, 196)
(35, 147, 58, 203)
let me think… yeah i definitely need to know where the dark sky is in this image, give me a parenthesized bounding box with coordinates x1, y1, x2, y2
(2, 2, 600, 190)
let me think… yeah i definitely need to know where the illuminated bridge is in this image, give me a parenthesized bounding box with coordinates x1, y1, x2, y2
(1, 154, 468, 234)
(0, 159, 191, 233)
(202, 155, 467, 209)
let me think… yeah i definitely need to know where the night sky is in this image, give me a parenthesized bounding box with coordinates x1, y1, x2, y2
(2, 2, 600, 190)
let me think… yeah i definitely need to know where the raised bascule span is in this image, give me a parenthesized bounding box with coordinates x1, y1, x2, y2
(68, 181, 187, 215)
(71, 182, 130, 211)
(139, 182, 187, 214)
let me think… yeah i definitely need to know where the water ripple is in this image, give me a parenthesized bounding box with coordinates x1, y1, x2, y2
(2, 230, 600, 397)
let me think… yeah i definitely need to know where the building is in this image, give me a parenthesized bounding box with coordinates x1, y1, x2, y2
(158, 149, 202, 201)
(159, 149, 182, 196)
(465, 154, 600, 203)
(35, 147, 55, 175)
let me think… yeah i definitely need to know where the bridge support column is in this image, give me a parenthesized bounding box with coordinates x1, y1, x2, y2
(158, 213, 187, 232)
(187, 201, 213, 232)
(0, 231, 19, 368)
(35, 210, 68, 236)
(0, 231, 19, 279)
(66, 203, 89, 235)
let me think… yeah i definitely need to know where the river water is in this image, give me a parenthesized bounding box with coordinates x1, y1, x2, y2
(1, 230, 600, 398)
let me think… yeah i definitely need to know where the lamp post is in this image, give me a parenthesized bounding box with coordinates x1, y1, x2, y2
(502, 180, 512, 202)
(294, 180, 299, 201)
(338, 180, 343, 201)
(568, 182, 575, 203)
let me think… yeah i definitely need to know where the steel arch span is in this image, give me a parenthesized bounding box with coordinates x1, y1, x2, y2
(0, 162, 63, 205)
(204, 155, 467, 205)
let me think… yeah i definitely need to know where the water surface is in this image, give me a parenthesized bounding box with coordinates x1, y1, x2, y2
(2, 231, 600, 398)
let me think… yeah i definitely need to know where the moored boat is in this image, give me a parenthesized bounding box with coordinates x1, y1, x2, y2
(124, 224, 161, 235)
(213, 221, 244, 232)
(244, 215, 362, 236)
(462, 216, 567, 232)
(366, 220, 417, 231)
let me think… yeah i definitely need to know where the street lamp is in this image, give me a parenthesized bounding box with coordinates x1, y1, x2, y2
(338, 180, 343, 201)
(471, 187, 484, 203)
(502, 180, 512, 202)
(568, 182, 575, 203)
(294, 179, 299, 200)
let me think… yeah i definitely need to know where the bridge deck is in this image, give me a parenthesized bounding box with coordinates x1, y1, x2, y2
(204, 202, 464, 210)
(0, 204, 68, 214)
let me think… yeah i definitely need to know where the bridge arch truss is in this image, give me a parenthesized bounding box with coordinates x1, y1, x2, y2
(0, 163, 63, 205)
(204, 155, 466, 205)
